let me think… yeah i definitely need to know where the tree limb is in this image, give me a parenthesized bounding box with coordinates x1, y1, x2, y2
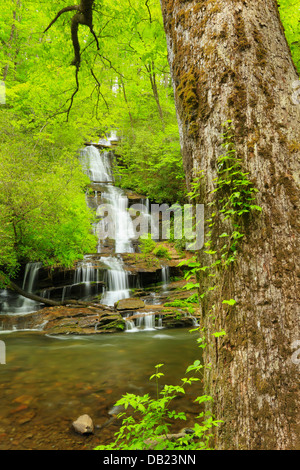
(6, 278, 61, 307)
(44, 1, 98, 68)
(44, 5, 80, 34)
(1, 274, 107, 309)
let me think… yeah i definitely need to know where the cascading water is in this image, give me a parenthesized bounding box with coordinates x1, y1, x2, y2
(100, 256, 130, 306)
(81, 145, 137, 254)
(22, 262, 42, 292)
(161, 265, 170, 291)
(125, 312, 163, 333)
(0, 263, 42, 317)
(73, 260, 99, 294)
(80, 145, 113, 183)
(79, 144, 152, 305)
(2, 143, 169, 314)
(33, 144, 152, 305)
(96, 185, 135, 254)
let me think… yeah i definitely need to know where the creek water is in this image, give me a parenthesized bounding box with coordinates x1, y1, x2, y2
(0, 329, 201, 450)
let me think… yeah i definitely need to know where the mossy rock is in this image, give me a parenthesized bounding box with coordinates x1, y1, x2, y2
(115, 298, 145, 311)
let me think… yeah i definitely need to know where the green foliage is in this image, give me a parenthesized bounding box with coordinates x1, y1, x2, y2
(212, 121, 262, 266)
(208, 121, 262, 266)
(279, 0, 300, 72)
(0, 0, 185, 214)
(174, 237, 187, 255)
(139, 234, 171, 259)
(152, 244, 171, 259)
(0, 110, 96, 278)
(95, 362, 221, 450)
(164, 293, 199, 308)
(115, 125, 186, 204)
(0, 0, 185, 280)
(139, 234, 157, 254)
(222, 299, 237, 306)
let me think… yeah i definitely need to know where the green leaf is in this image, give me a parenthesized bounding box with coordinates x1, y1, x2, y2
(222, 299, 236, 306)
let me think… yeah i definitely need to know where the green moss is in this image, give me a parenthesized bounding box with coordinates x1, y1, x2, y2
(253, 26, 267, 68)
(278, 174, 298, 207)
(234, 12, 251, 52)
(101, 320, 125, 331)
(227, 81, 248, 138)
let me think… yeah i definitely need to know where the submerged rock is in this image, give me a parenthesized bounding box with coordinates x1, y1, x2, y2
(72, 414, 94, 435)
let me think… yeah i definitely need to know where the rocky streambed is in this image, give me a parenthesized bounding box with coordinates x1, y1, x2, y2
(0, 278, 199, 335)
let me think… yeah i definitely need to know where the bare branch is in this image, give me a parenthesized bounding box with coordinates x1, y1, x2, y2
(90, 68, 109, 112)
(44, 5, 80, 33)
(66, 65, 80, 121)
(145, 0, 152, 23)
(44, 1, 98, 69)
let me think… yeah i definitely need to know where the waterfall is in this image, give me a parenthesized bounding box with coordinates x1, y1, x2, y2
(81, 144, 138, 253)
(100, 256, 130, 306)
(74, 262, 98, 285)
(78, 143, 139, 305)
(80, 145, 113, 182)
(125, 312, 157, 333)
(1, 140, 171, 320)
(39, 258, 101, 302)
(161, 265, 170, 291)
(139, 313, 156, 331)
(22, 262, 42, 292)
(61, 286, 72, 303)
(97, 185, 135, 253)
(77, 142, 159, 307)
(124, 315, 138, 333)
(73, 258, 99, 298)
(0, 262, 42, 316)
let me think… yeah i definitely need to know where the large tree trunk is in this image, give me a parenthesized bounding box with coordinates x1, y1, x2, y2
(160, 0, 300, 450)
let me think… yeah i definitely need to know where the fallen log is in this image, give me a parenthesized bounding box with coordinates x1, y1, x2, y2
(1, 276, 111, 310)
(7, 279, 61, 307)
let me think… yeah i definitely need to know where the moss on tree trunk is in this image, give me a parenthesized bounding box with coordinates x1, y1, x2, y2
(160, 0, 300, 450)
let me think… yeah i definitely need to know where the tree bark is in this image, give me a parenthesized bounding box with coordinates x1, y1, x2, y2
(160, 0, 300, 450)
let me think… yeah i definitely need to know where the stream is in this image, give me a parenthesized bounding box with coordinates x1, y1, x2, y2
(0, 329, 200, 450)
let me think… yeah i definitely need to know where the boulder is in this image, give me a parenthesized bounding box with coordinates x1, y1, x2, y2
(115, 298, 145, 311)
(72, 414, 94, 435)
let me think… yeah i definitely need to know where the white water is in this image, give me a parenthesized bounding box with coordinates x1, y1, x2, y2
(80, 144, 172, 317)
(79, 144, 137, 305)
(125, 312, 163, 333)
(0, 263, 42, 316)
(96, 185, 135, 253)
(161, 265, 170, 291)
(81, 145, 139, 253)
(80, 145, 113, 182)
(100, 256, 130, 306)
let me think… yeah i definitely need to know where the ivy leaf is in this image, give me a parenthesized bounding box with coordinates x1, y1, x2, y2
(222, 299, 236, 306)
(212, 330, 227, 338)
